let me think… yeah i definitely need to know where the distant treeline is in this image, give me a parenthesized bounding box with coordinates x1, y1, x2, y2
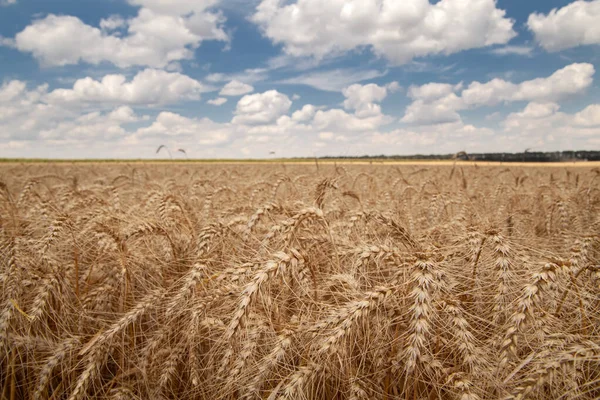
(320, 150, 600, 162)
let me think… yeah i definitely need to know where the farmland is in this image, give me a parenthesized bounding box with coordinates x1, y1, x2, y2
(1, 162, 599, 399)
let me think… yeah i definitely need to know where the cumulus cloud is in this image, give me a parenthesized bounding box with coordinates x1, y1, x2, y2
(506, 102, 560, 120)
(528, 0, 600, 52)
(402, 83, 464, 124)
(0, 81, 52, 128)
(0, 79, 233, 156)
(252, 0, 516, 64)
(402, 63, 595, 125)
(7, 3, 227, 68)
(208, 97, 228, 106)
(257, 82, 398, 135)
(291, 104, 317, 122)
(232, 90, 292, 125)
(502, 102, 600, 150)
(99, 15, 127, 31)
(206, 68, 268, 85)
(127, 0, 220, 15)
(343, 83, 387, 110)
(465, 63, 594, 105)
(107, 106, 141, 123)
(135, 112, 230, 144)
(46, 69, 210, 105)
(312, 108, 391, 132)
(0, 81, 141, 144)
(1, 78, 397, 156)
(573, 104, 600, 127)
(277, 68, 387, 92)
(243, 115, 310, 137)
(342, 82, 399, 118)
(2, 65, 598, 158)
(370, 121, 495, 153)
(40, 107, 142, 140)
(219, 80, 254, 96)
(407, 82, 463, 102)
(0, 0, 17, 6)
(489, 45, 533, 56)
(402, 95, 463, 125)
(0, 80, 27, 102)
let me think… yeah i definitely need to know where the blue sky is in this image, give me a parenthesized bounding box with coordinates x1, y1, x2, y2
(0, 0, 599, 159)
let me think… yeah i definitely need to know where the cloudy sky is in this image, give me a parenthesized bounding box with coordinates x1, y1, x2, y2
(0, 0, 599, 159)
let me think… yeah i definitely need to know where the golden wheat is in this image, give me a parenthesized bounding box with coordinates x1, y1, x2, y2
(0, 162, 598, 399)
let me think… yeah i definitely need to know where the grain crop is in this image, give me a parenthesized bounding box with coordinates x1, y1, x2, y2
(0, 162, 599, 399)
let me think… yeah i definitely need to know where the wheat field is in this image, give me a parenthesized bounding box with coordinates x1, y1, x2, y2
(0, 162, 599, 400)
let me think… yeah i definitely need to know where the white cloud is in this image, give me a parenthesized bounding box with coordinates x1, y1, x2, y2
(343, 83, 387, 110)
(108, 106, 141, 123)
(459, 79, 514, 107)
(402, 82, 464, 124)
(317, 132, 347, 142)
(0, 88, 25, 122)
(1, 0, 17, 6)
(0, 78, 403, 156)
(9, 4, 227, 68)
(2, 68, 599, 158)
(0, 80, 27, 102)
(0, 80, 235, 156)
(0, 81, 52, 127)
(506, 102, 560, 120)
(183, 9, 229, 44)
(528, 1, 600, 52)
(208, 97, 228, 106)
(502, 102, 600, 150)
(462, 63, 595, 106)
(402, 95, 463, 125)
(46, 69, 209, 105)
(235, 83, 396, 139)
(370, 122, 495, 153)
(402, 63, 595, 125)
(265, 53, 324, 72)
(252, 0, 516, 64)
(277, 68, 387, 92)
(407, 82, 462, 102)
(0, 141, 29, 150)
(0, 81, 146, 145)
(292, 104, 317, 122)
(206, 68, 268, 84)
(232, 90, 292, 125)
(312, 107, 391, 132)
(127, 0, 219, 15)
(573, 104, 600, 127)
(342, 82, 399, 117)
(0, 36, 14, 46)
(134, 112, 230, 144)
(386, 82, 402, 93)
(485, 111, 503, 121)
(276, 82, 398, 134)
(39, 107, 142, 140)
(99, 15, 126, 31)
(490, 45, 533, 56)
(243, 115, 310, 137)
(219, 80, 254, 96)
